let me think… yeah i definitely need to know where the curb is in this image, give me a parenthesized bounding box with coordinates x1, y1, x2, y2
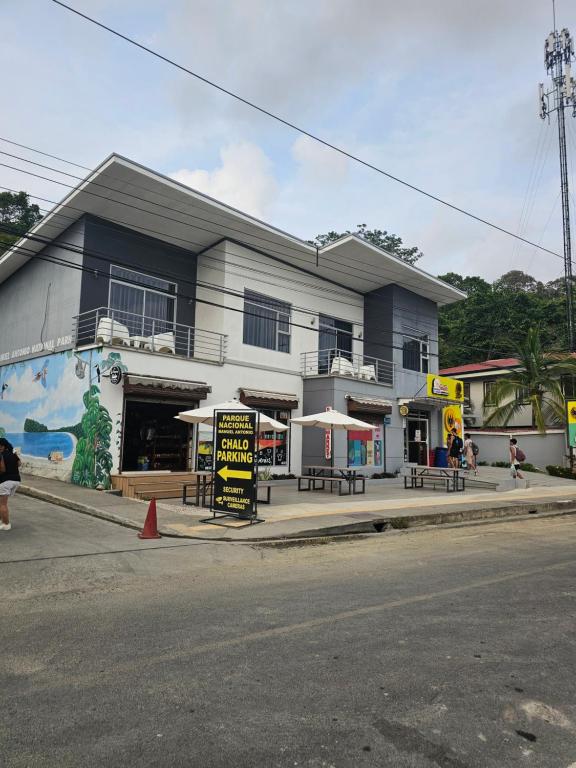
(18, 483, 576, 544)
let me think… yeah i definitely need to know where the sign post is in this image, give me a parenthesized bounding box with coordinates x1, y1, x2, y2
(203, 410, 262, 525)
(566, 400, 576, 471)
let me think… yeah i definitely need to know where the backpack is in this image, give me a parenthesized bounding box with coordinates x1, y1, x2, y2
(472, 442, 480, 456)
(453, 436, 463, 452)
(515, 447, 526, 463)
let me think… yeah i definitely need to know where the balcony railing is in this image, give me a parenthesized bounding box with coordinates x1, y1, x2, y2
(301, 349, 394, 387)
(74, 307, 227, 365)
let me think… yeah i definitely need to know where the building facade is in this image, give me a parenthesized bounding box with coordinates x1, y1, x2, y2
(0, 155, 464, 488)
(440, 358, 570, 468)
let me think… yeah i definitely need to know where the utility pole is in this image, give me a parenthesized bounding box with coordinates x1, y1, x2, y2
(539, 15, 576, 350)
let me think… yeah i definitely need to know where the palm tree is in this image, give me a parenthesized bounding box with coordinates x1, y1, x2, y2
(483, 328, 576, 432)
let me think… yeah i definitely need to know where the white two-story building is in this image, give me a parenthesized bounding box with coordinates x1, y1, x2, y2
(0, 155, 464, 489)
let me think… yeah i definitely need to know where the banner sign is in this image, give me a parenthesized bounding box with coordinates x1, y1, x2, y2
(567, 400, 576, 448)
(213, 411, 257, 518)
(325, 406, 332, 460)
(442, 405, 464, 446)
(427, 374, 464, 402)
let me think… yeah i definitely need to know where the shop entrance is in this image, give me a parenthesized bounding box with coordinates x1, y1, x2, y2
(122, 400, 191, 472)
(405, 413, 429, 465)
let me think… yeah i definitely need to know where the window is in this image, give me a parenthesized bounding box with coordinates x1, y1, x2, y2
(319, 315, 353, 374)
(463, 382, 471, 403)
(243, 290, 291, 353)
(109, 265, 176, 337)
(256, 409, 289, 466)
(516, 386, 530, 405)
(484, 380, 498, 406)
(562, 375, 576, 399)
(403, 335, 429, 373)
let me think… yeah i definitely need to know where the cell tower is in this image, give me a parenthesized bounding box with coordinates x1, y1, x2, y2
(539, 18, 576, 350)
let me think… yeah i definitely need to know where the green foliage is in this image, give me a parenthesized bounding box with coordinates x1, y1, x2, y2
(482, 328, 576, 432)
(56, 423, 84, 441)
(0, 427, 5, 438)
(546, 465, 576, 479)
(310, 224, 422, 265)
(490, 461, 510, 468)
(438, 270, 567, 368)
(71, 385, 113, 489)
(0, 191, 42, 254)
(24, 418, 48, 433)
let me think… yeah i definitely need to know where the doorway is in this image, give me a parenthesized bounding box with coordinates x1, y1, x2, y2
(122, 400, 191, 472)
(405, 414, 429, 465)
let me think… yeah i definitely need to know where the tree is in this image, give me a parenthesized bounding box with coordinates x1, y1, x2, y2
(310, 223, 423, 265)
(0, 191, 42, 254)
(493, 270, 542, 294)
(482, 328, 576, 432)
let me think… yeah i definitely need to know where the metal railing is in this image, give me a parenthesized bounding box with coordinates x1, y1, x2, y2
(74, 307, 227, 364)
(301, 348, 395, 387)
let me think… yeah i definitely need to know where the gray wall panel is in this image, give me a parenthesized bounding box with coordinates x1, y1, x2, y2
(0, 220, 84, 360)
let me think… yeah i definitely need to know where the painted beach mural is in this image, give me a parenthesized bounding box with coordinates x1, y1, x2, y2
(0, 349, 117, 488)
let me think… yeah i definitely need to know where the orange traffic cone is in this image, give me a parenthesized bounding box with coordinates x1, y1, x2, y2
(138, 498, 161, 539)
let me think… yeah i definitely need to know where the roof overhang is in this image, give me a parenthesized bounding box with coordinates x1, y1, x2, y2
(0, 154, 466, 305)
(123, 374, 210, 401)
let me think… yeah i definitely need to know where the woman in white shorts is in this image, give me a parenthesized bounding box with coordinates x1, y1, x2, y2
(0, 438, 21, 531)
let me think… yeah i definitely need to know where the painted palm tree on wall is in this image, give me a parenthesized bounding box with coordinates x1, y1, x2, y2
(483, 328, 576, 432)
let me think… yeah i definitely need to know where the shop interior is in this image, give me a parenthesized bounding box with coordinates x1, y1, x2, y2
(122, 400, 191, 471)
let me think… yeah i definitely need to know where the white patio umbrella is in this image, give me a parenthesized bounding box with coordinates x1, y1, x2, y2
(290, 410, 374, 431)
(177, 399, 289, 432)
(290, 409, 374, 468)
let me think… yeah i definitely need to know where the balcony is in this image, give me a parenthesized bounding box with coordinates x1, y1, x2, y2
(301, 349, 394, 387)
(74, 307, 227, 365)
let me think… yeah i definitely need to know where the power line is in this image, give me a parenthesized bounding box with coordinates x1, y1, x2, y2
(0, 223, 455, 354)
(0, 158, 477, 305)
(50, 0, 569, 262)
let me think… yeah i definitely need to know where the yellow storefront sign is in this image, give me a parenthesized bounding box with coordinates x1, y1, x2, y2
(426, 374, 464, 402)
(566, 400, 576, 447)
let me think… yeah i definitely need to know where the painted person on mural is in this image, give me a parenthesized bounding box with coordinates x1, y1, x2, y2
(0, 437, 21, 531)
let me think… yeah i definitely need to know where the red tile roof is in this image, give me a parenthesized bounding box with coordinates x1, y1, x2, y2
(439, 358, 520, 375)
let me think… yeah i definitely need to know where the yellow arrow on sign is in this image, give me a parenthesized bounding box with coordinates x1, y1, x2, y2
(217, 465, 252, 482)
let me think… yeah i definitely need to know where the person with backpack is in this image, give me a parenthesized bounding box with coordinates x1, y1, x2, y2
(449, 428, 463, 469)
(464, 433, 478, 475)
(510, 438, 525, 479)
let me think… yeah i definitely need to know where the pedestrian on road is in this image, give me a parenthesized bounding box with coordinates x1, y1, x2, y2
(463, 433, 477, 475)
(449, 429, 463, 469)
(510, 438, 524, 480)
(0, 438, 21, 531)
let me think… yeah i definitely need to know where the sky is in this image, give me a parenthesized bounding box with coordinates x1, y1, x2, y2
(2, 0, 576, 283)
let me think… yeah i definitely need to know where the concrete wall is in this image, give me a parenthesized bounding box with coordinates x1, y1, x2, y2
(470, 430, 567, 469)
(0, 220, 84, 362)
(195, 240, 364, 374)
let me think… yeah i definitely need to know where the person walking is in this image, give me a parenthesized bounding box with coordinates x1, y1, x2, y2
(0, 438, 21, 531)
(509, 438, 524, 480)
(463, 433, 477, 475)
(449, 428, 463, 469)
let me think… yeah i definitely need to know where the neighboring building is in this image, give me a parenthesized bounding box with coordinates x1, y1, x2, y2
(440, 358, 570, 467)
(0, 154, 464, 488)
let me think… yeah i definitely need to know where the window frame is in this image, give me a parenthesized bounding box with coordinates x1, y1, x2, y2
(108, 264, 177, 331)
(402, 334, 430, 373)
(243, 290, 292, 354)
(483, 380, 498, 407)
(257, 408, 290, 467)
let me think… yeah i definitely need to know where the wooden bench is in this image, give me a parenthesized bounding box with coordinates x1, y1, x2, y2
(257, 481, 273, 504)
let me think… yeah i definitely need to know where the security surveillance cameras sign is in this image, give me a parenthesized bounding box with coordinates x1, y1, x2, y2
(213, 411, 257, 518)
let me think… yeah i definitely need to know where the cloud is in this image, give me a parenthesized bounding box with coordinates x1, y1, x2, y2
(3, 365, 47, 403)
(171, 142, 279, 218)
(292, 137, 349, 185)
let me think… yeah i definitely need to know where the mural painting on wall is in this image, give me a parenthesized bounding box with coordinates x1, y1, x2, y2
(0, 349, 116, 488)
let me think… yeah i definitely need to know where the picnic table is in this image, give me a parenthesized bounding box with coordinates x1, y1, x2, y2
(182, 471, 214, 507)
(299, 465, 366, 495)
(404, 465, 465, 493)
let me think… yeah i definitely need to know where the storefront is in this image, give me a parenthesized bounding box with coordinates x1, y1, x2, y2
(120, 375, 210, 472)
(346, 395, 392, 472)
(194, 389, 298, 472)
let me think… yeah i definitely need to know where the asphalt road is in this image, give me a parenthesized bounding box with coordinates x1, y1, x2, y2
(2, 495, 576, 768)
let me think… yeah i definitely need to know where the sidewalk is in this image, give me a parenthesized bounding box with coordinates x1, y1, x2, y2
(17, 472, 576, 541)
